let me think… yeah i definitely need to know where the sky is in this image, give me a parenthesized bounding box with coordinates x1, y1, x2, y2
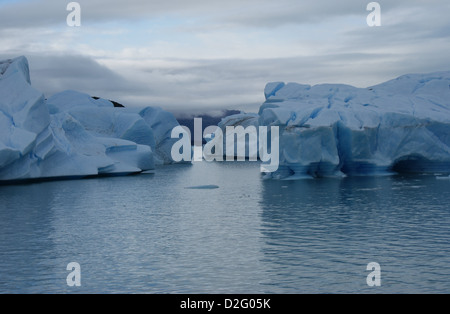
(0, 0, 449, 112)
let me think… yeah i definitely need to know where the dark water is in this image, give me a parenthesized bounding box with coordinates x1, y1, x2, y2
(0, 162, 449, 293)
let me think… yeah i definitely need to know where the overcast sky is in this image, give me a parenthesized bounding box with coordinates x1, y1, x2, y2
(1, 0, 449, 112)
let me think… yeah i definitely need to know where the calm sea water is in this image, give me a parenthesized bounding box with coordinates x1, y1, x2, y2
(0, 162, 449, 294)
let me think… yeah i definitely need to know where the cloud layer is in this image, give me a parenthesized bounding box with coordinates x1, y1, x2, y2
(1, 0, 449, 112)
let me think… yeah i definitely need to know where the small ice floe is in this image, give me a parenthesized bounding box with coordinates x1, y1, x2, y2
(436, 175, 450, 180)
(357, 187, 382, 192)
(185, 185, 220, 190)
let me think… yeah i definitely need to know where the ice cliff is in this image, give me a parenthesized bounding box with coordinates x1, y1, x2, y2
(0, 56, 181, 182)
(222, 72, 450, 179)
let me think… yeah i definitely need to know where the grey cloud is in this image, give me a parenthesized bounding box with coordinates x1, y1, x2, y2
(127, 52, 449, 111)
(22, 54, 147, 101)
(1, 0, 447, 29)
(13, 51, 446, 114)
(1, 0, 449, 113)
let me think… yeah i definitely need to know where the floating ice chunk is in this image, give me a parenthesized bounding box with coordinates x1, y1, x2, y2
(185, 185, 220, 189)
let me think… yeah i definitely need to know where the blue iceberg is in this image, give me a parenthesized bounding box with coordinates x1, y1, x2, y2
(0, 56, 181, 182)
(228, 72, 450, 179)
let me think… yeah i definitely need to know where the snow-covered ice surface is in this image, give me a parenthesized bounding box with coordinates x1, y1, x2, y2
(227, 72, 450, 179)
(0, 56, 182, 182)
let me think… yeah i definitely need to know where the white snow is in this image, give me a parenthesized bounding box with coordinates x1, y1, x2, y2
(0, 56, 181, 182)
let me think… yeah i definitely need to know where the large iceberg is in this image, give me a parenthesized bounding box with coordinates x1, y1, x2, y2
(225, 72, 450, 179)
(0, 56, 182, 182)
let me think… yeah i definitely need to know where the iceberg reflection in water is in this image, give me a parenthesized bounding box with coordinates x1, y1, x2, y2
(0, 162, 449, 293)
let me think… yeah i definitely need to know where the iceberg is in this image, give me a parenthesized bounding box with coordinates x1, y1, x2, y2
(0, 56, 181, 182)
(138, 106, 183, 165)
(227, 72, 450, 179)
(217, 113, 260, 159)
